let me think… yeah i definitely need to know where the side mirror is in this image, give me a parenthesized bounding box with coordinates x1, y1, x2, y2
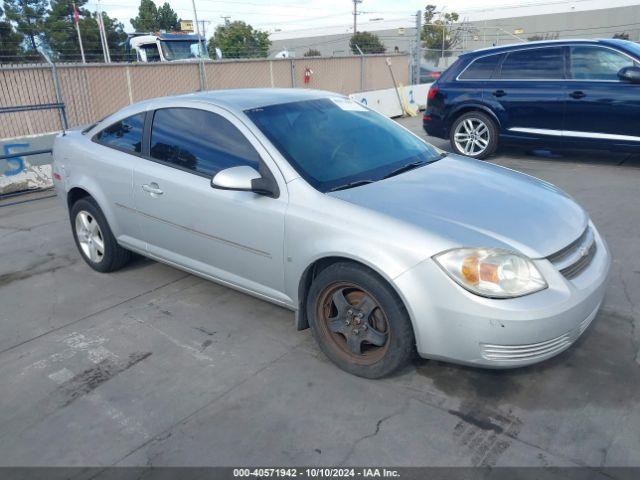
(211, 165, 277, 197)
(618, 66, 640, 84)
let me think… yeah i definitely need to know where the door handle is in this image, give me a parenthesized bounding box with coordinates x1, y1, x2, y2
(492, 89, 507, 97)
(570, 91, 586, 99)
(142, 183, 163, 196)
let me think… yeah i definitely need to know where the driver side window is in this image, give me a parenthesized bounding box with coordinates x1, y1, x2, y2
(570, 46, 638, 81)
(149, 108, 261, 177)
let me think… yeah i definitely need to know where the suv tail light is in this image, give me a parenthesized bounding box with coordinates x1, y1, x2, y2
(427, 85, 439, 102)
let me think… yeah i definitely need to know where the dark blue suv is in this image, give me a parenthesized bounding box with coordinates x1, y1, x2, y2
(423, 39, 640, 159)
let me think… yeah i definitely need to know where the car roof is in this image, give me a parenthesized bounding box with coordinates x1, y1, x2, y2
(90, 88, 345, 134)
(153, 88, 342, 112)
(459, 38, 622, 58)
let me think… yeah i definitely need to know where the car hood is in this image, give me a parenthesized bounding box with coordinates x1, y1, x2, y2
(328, 155, 588, 259)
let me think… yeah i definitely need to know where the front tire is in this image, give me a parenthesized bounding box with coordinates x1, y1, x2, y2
(306, 262, 415, 378)
(450, 111, 498, 159)
(70, 197, 132, 273)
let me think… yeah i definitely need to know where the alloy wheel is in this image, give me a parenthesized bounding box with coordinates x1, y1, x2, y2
(75, 210, 105, 263)
(454, 117, 490, 156)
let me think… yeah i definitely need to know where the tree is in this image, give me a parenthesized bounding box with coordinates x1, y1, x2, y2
(0, 6, 23, 63)
(130, 0, 179, 32)
(131, 0, 158, 32)
(3, 0, 48, 54)
(207, 21, 270, 59)
(44, 0, 88, 61)
(44, 0, 126, 62)
(157, 2, 179, 31)
(421, 4, 460, 66)
(303, 48, 321, 57)
(349, 31, 385, 54)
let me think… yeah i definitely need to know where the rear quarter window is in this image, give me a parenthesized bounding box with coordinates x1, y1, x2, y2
(458, 54, 503, 80)
(93, 113, 145, 153)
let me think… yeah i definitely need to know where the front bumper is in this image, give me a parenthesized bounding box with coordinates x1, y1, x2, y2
(394, 225, 611, 368)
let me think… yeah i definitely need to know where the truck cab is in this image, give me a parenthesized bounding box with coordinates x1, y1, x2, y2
(129, 33, 207, 62)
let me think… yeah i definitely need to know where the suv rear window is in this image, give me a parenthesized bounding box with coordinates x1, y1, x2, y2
(459, 54, 502, 80)
(499, 47, 565, 80)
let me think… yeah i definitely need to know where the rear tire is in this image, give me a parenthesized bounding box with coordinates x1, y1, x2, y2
(70, 197, 132, 273)
(306, 262, 415, 378)
(450, 111, 498, 159)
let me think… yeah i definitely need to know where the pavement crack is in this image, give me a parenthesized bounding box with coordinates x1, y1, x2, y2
(615, 269, 640, 365)
(338, 401, 408, 466)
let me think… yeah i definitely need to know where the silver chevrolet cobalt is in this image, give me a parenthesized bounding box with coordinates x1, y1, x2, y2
(52, 89, 610, 378)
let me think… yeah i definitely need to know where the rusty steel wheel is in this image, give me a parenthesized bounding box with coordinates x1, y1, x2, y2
(316, 282, 390, 366)
(307, 262, 415, 378)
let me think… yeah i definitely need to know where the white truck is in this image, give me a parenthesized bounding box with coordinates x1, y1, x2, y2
(128, 33, 207, 62)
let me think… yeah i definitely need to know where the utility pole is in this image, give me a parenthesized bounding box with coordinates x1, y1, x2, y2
(96, 0, 110, 63)
(191, 0, 207, 90)
(352, 0, 362, 34)
(414, 10, 421, 85)
(72, 3, 86, 63)
(199, 19, 210, 38)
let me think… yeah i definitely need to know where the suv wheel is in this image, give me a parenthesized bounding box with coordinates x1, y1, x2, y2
(450, 111, 498, 159)
(306, 262, 415, 378)
(70, 197, 132, 273)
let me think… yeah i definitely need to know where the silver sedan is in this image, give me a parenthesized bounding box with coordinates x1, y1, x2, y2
(52, 89, 610, 378)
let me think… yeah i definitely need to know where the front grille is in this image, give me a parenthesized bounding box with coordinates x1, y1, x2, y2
(560, 242, 597, 278)
(547, 226, 597, 279)
(480, 333, 573, 361)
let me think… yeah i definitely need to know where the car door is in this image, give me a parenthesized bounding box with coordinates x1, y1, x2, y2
(487, 46, 567, 140)
(89, 112, 147, 250)
(563, 44, 640, 146)
(132, 105, 290, 304)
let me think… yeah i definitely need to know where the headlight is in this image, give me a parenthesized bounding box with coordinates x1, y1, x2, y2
(433, 248, 547, 298)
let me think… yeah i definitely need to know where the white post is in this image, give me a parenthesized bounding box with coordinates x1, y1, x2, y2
(73, 3, 86, 63)
(96, 0, 110, 63)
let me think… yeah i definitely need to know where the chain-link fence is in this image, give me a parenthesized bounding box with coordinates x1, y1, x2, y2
(0, 54, 410, 140)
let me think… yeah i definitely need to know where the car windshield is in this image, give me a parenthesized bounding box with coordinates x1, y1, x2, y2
(159, 40, 205, 61)
(245, 98, 442, 192)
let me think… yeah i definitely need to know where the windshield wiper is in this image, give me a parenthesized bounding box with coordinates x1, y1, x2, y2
(383, 152, 447, 180)
(383, 160, 429, 179)
(329, 180, 375, 192)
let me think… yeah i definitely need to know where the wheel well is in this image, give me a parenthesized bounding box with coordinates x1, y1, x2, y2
(67, 187, 91, 209)
(296, 257, 397, 331)
(447, 106, 499, 133)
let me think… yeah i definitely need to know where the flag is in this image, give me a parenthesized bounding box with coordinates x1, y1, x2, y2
(73, 3, 79, 24)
